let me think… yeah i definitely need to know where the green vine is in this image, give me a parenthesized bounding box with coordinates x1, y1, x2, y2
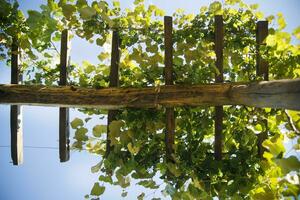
(1, 0, 300, 199)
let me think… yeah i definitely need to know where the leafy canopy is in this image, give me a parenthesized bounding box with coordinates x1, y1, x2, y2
(1, 0, 300, 199)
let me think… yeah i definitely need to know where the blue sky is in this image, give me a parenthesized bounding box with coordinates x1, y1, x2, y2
(0, 0, 299, 200)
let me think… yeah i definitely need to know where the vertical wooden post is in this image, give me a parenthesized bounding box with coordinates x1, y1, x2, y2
(10, 37, 23, 165)
(106, 30, 120, 157)
(256, 21, 269, 81)
(59, 29, 70, 162)
(164, 16, 175, 163)
(214, 15, 224, 161)
(256, 21, 269, 158)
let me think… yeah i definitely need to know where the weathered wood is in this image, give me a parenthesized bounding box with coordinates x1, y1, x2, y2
(164, 16, 173, 86)
(164, 16, 175, 162)
(215, 15, 224, 83)
(59, 29, 70, 162)
(1, 79, 299, 110)
(106, 30, 120, 156)
(59, 30, 68, 86)
(256, 21, 269, 80)
(256, 21, 269, 158)
(214, 15, 224, 161)
(10, 37, 23, 165)
(109, 31, 120, 88)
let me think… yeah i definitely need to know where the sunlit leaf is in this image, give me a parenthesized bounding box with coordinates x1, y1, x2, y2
(90, 183, 105, 196)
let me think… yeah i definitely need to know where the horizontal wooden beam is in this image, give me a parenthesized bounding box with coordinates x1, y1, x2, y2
(0, 79, 299, 110)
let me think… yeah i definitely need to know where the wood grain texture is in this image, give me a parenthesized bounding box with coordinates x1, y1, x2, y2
(1, 79, 299, 110)
(59, 30, 70, 162)
(256, 21, 269, 158)
(256, 21, 269, 80)
(214, 15, 224, 161)
(164, 16, 175, 162)
(106, 30, 120, 157)
(164, 16, 173, 86)
(10, 37, 23, 165)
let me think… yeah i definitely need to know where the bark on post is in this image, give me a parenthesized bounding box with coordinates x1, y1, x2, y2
(164, 16, 175, 163)
(10, 37, 23, 165)
(256, 21, 269, 158)
(106, 30, 120, 157)
(214, 15, 224, 161)
(59, 29, 70, 162)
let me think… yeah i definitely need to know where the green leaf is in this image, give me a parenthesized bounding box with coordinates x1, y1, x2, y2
(75, 127, 88, 141)
(262, 135, 285, 157)
(71, 118, 84, 129)
(225, 0, 241, 5)
(209, 1, 222, 15)
(137, 180, 159, 189)
(173, 57, 183, 66)
(93, 125, 106, 137)
(137, 192, 145, 200)
(277, 12, 286, 30)
(91, 161, 102, 173)
(108, 120, 124, 143)
(76, 0, 88, 8)
(96, 38, 106, 46)
(293, 26, 300, 40)
(97, 52, 110, 61)
(43, 52, 52, 58)
(167, 163, 181, 177)
(134, 0, 144, 5)
(99, 175, 113, 183)
(79, 6, 96, 20)
(90, 182, 105, 196)
(113, 1, 120, 8)
(62, 4, 76, 19)
(276, 156, 300, 174)
(249, 4, 259, 10)
(254, 124, 263, 132)
(127, 142, 140, 155)
(83, 60, 95, 74)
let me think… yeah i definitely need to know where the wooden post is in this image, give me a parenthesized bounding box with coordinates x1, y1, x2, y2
(164, 16, 175, 163)
(256, 21, 269, 81)
(214, 15, 224, 161)
(10, 37, 23, 165)
(59, 29, 70, 162)
(256, 21, 269, 158)
(106, 30, 120, 157)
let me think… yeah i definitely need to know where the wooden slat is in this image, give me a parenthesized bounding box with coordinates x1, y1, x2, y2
(256, 21, 269, 158)
(106, 30, 120, 157)
(59, 29, 70, 162)
(10, 37, 23, 165)
(1, 79, 300, 110)
(214, 15, 224, 161)
(164, 16, 175, 162)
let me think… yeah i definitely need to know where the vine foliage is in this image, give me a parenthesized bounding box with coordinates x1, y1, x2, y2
(1, 0, 300, 199)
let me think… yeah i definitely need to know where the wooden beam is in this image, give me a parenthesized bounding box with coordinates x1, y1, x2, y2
(10, 37, 23, 165)
(164, 16, 175, 163)
(214, 15, 224, 161)
(1, 79, 299, 110)
(59, 29, 70, 162)
(256, 21, 269, 158)
(106, 30, 120, 157)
